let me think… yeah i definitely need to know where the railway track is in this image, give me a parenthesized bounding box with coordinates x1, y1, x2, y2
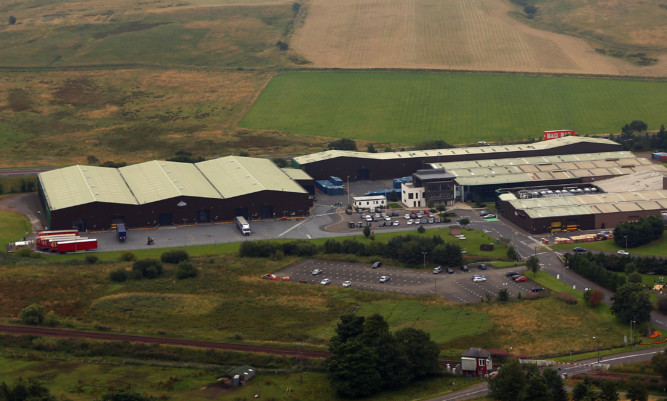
(0, 324, 329, 359)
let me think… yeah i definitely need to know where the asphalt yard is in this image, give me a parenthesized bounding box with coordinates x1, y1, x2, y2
(278, 259, 539, 303)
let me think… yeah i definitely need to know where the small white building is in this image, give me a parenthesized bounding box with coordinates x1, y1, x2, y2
(401, 182, 425, 208)
(353, 195, 387, 210)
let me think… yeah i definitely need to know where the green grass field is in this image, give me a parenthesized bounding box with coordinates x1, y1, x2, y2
(240, 71, 667, 145)
(0, 211, 31, 247)
(551, 236, 667, 257)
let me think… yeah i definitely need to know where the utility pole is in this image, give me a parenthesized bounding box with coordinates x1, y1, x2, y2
(422, 251, 428, 269)
(347, 176, 350, 207)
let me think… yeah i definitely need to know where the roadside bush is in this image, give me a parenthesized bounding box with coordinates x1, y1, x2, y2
(13, 247, 40, 258)
(161, 250, 189, 264)
(119, 251, 136, 262)
(44, 311, 59, 327)
(324, 239, 342, 254)
(498, 288, 510, 302)
(281, 240, 317, 256)
(19, 303, 45, 325)
(109, 268, 128, 282)
(628, 272, 643, 283)
(556, 292, 577, 305)
(417, 225, 425, 233)
(176, 262, 198, 279)
(132, 259, 163, 279)
(239, 241, 279, 257)
(85, 254, 99, 264)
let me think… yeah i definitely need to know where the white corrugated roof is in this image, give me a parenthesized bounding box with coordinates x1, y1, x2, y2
(293, 136, 620, 165)
(39, 165, 138, 210)
(197, 156, 306, 198)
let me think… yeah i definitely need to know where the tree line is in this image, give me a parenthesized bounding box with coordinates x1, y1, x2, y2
(613, 216, 664, 249)
(327, 314, 441, 398)
(240, 235, 463, 267)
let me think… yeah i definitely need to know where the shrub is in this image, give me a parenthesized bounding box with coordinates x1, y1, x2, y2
(132, 259, 163, 279)
(628, 272, 642, 283)
(119, 251, 136, 262)
(13, 247, 40, 258)
(498, 288, 510, 302)
(161, 250, 189, 264)
(85, 254, 99, 264)
(557, 292, 577, 305)
(109, 268, 129, 282)
(177, 262, 199, 279)
(417, 225, 425, 233)
(44, 311, 59, 327)
(19, 303, 45, 325)
(589, 289, 604, 306)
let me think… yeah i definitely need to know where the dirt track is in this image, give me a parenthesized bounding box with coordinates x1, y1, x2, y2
(0, 324, 329, 359)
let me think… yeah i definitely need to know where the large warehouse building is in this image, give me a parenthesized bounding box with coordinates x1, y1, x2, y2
(429, 151, 667, 203)
(496, 170, 667, 234)
(38, 157, 312, 230)
(292, 136, 622, 181)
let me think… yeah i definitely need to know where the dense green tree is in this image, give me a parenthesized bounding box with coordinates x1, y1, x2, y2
(610, 283, 653, 323)
(363, 226, 371, 238)
(394, 328, 441, 378)
(599, 379, 619, 401)
(628, 272, 642, 283)
(497, 288, 510, 302)
(625, 380, 648, 401)
(0, 381, 57, 401)
(328, 138, 357, 151)
(489, 358, 526, 401)
(271, 157, 289, 167)
(526, 255, 540, 276)
(327, 340, 382, 397)
(19, 303, 45, 325)
(571, 381, 589, 401)
(458, 218, 470, 227)
(651, 351, 667, 380)
(542, 368, 568, 401)
(522, 374, 549, 401)
(506, 246, 518, 261)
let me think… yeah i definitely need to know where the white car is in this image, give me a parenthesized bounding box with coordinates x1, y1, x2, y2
(617, 250, 630, 255)
(457, 235, 466, 240)
(342, 280, 352, 287)
(472, 275, 486, 282)
(407, 219, 414, 225)
(384, 216, 391, 221)
(379, 275, 390, 283)
(404, 214, 411, 219)
(320, 278, 331, 285)
(312, 269, 323, 275)
(366, 216, 373, 222)
(392, 221, 400, 226)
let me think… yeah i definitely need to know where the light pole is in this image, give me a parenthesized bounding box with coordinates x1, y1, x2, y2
(593, 336, 600, 363)
(347, 176, 350, 207)
(631, 320, 636, 345)
(624, 235, 628, 250)
(422, 251, 428, 269)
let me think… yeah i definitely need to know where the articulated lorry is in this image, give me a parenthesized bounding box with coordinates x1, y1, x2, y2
(235, 216, 251, 236)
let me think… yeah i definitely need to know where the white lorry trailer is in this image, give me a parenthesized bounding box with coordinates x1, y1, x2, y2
(235, 216, 251, 236)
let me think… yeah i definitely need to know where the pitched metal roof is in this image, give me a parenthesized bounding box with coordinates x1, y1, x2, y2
(197, 156, 306, 198)
(281, 168, 313, 181)
(39, 165, 138, 211)
(293, 136, 620, 165)
(119, 161, 222, 204)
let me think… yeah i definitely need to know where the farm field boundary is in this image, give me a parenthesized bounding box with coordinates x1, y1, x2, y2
(240, 71, 667, 145)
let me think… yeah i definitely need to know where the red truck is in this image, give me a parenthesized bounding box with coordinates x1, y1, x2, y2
(37, 234, 78, 250)
(53, 238, 97, 253)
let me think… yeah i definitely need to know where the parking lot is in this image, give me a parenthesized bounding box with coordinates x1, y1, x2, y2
(278, 259, 539, 303)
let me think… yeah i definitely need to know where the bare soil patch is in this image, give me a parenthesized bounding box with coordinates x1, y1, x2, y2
(291, 0, 666, 77)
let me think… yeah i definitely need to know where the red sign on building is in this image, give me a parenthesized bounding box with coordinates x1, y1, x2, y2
(544, 130, 578, 140)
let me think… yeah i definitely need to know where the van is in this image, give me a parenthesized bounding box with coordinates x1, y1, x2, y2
(433, 266, 443, 274)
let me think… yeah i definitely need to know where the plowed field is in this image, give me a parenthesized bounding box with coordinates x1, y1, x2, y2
(291, 0, 667, 77)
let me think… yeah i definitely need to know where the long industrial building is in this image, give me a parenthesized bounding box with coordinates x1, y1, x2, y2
(38, 157, 312, 230)
(292, 136, 622, 181)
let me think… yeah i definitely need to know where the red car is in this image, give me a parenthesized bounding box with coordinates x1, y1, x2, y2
(514, 275, 528, 282)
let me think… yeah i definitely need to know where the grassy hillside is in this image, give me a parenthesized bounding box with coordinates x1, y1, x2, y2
(240, 71, 667, 145)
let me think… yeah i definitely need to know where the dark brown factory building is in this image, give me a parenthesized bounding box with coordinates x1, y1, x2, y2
(38, 157, 311, 231)
(292, 136, 622, 181)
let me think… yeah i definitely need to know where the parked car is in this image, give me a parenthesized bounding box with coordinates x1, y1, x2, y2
(348, 221, 356, 228)
(484, 214, 496, 219)
(342, 281, 352, 288)
(506, 271, 519, 277)
(392, 220, 400, 226)
(391, 211, 400, 217)
(446, 267, 454, 274)
(428, 218, 435, 224)
(514, 275, 528, 282)
(461, 266, 469, 272)
(345, 209, 353, 215)
(480, 210, 489, 216)
(371, 261, 382, 269)
(379, 275, 390, 283)
(365, 221, 372, 228)
(472, 275, 486, 282)
(617, 250, 629, 255)
(378, 221, 386, 227)
(356, 221, 363, 228)
(312, 269, 323, 275)
(410, 213, 417, 219)
(422, 218, 429, 224)
(433, 266, 443, 274)
(510, 274, 522, 280)
(372, 215, 379, 221)
(366, 215, 373, 222)
(407, 220, 414, 225)
(477, 264, 487, 270)
(435, 218, 442, 223)
(404, 214, 411, 219)
(320, 278, 331, 285)
(457, 235, 467, 240)
(384, 216, 391, 221)
(573, 247, 587, 253)
(530, 287, 545, 293)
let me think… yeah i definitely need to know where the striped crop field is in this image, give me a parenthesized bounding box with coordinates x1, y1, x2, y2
(239, 71, 667, 145)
